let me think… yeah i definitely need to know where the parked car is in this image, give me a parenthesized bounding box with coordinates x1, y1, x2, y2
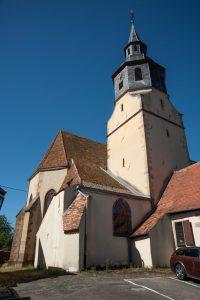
(170, 247, 200, 280)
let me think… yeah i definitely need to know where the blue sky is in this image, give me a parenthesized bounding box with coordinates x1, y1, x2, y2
(0, 0, 199, 225)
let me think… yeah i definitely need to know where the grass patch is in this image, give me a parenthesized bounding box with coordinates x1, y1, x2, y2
(86, 266, 172, 276)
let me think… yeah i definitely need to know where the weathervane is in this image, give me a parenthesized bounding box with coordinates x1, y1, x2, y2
(130, 10, 134, 23)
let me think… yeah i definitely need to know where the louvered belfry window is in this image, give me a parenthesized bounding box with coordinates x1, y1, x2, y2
(135, 67, 143, 81)
(113, 198, 132, 236)
(175, 220, 195, 247)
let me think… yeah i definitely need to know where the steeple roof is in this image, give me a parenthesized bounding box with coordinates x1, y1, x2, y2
(128, 18, 140, 43)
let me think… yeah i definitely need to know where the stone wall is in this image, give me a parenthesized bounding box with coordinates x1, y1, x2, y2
(9, 208, 25, 264)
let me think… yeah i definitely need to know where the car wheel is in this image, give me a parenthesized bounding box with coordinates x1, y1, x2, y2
(175, 263, 186, 280)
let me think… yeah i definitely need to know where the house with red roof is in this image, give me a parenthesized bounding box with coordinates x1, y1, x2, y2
(10, 17, 200, 271)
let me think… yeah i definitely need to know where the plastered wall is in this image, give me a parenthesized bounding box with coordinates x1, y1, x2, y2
(133, 237, 153, 267)
(27, 168, 68, 215)
(107, 88, 190, 201)
(142, 89, 190, 200)
(150, 215, 175, 267)
(35, 191, 80, 272)
(85, 189, 151, 268)
(107, 92, 151, 197)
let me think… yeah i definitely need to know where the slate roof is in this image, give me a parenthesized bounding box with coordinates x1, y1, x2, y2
(63, 193, 87, 233)
(132, 163, 200, 237)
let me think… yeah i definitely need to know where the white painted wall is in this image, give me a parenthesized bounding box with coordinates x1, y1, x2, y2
(34, 191, 80, 272)
(107, 88, 190, 201)
(142, 89, 190, 200)
(133, 238, 153, 267)
(84, 189, 152, 268)
(107, 92, 150, 197)
(26, 168, 68, 215)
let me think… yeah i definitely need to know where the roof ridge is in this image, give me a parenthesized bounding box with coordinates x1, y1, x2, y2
(61, 130, 106, 146)
(175, 162, 200, 174)
(37, 131, 61, 170)
(60, 131, 68, 164)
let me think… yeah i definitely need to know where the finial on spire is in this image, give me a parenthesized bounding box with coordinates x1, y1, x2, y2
(128, 11, 140, 43)
(130, 10, 134, 24)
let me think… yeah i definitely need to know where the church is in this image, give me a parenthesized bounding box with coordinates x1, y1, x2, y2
(10, 17, 200, 271)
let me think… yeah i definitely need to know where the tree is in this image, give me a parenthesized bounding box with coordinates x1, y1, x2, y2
(0, 215, 13, 251)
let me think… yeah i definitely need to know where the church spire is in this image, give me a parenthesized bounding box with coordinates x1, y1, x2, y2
(128, 11, 140, 43)
(112, 13, 167, 100)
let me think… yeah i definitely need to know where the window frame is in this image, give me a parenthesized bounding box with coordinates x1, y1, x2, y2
(113, 198, 132, 237)
(44, 189, 56, 217)
(175, 221, 185, 247)
(135, 67, 143, 81)
(119, 80, 123, 90)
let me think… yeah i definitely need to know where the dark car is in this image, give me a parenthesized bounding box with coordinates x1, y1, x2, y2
(170, 247, 200, 280)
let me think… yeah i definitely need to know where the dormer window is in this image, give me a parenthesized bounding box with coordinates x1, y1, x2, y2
(135, 67, 143, 81)
(119, 81, 123, 90)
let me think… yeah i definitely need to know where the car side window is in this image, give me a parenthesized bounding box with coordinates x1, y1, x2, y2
(176, 249, 185, 256)
(185, 249, 199, 258)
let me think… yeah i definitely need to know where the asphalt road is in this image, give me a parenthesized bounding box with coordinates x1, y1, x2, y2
(7, 272, 200, 300)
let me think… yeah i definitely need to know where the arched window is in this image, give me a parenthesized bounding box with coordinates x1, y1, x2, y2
(113, 198, 132, 236)
(135, 68, 143, 81)
(44, 189, 55, 216)
(134, 45, 138, 52)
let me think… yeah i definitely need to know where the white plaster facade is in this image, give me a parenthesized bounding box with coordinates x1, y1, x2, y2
(107, 88, 190, 201)
(34, 191, 80, 272)
(26, 168, 68, 215)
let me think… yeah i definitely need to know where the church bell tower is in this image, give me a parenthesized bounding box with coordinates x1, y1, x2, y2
(107, 15, 190, 201)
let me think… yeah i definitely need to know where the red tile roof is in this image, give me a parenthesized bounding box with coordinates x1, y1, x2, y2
(38, 130, 129, 192)
(63, 193, 86, 233)
(132, 163, 200, 237)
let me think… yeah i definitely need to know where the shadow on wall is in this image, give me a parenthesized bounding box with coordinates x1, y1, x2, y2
(37, 239, 46, 269)
(131, 241, 144, 268)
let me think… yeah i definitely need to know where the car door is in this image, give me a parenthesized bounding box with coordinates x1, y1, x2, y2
(193, 249, 200, 278)
(184, 249, 196, 276)
(184, 248, 200, 277)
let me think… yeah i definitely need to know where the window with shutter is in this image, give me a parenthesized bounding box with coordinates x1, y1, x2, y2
(182, 220, 195, 246)
(175, 220, 195, 247)
(175, 222, 185, 247)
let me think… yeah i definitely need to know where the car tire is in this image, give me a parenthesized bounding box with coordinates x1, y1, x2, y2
(175, 263, 187, 280)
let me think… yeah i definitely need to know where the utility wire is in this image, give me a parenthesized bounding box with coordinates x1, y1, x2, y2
(0, 185, 27, 193)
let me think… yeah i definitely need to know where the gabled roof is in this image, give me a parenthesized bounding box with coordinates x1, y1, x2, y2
(38, 131, 68, 170)
(38, 130, 106, 171)
(38, 130, 132, 194)
(132, 163, 200, 237)
(63, 193, 87, 233)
